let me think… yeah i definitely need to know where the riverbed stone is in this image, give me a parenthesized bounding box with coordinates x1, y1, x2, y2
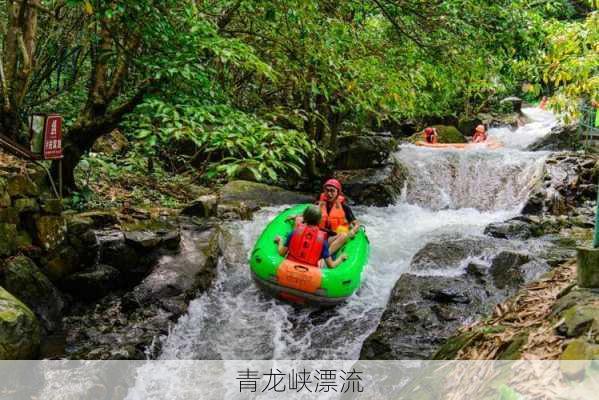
(484, 219, 533, 240)
(220, 180, 313, 209)
(0, 286, 40, 359)
(181, 194, 218, 217)
(528, 124, 578, 151)
(561, 306, 599, 338)
(62, 265, 121, 301)
(489, 251, 531, 290)
(410, 236, 495, 271)
(2, 256, 65, 332)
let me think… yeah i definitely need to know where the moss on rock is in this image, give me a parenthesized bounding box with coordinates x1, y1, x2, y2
(0, 223, 17, 257)
(0, 286, 40, 359)
(6, 175, 38, 198)
(34, 216, 67, 251)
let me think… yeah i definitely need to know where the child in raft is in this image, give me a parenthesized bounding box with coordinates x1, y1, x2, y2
(274, 205, 348, 269)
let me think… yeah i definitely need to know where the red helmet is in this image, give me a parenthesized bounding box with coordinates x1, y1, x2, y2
(323, 178, 342, 192)
(424, 127, 434, 134)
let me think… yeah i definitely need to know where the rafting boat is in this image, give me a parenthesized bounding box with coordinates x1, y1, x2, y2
(249, 204, 370, 306)
(415, 138, 503, 149)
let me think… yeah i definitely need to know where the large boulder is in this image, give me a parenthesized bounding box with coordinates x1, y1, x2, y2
(334, 159, 408, 206)
(410, 236, 496, 272)
(219, 180, 313, 209)
(484, 218, 534, 240)
(522, 153, 599, 216)
(123, 225, 220, 310)
(1, 256, 65, 332)
(6, 174, 38, 198)
(0, 286, 40, 359)
(528, 124, 578, 151)
(360, 238, 549, 360)
(407, 125, 467, 144)
(334, 133, 396, 170)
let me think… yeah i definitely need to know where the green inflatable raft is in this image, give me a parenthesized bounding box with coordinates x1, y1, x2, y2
(249, 204, 370, 306)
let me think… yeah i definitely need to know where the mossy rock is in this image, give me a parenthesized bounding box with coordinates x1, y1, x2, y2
(43, 246, 82, 281)
(15, 230, 32, 249)
(40, 198, 63, 215)
(34, 216, 67, 251)
(2, 256, 65, 332)
(560, 340, 591, 379)
(498, 333, 529, 360)
(0, 286, 41, 359)
(14, 198, 39, 213)
(562, 305, 599, 338)
(6, 175, 38, 198)
(0, 223, 18, 257)
(406, 125, 467, 144)
(433, 125, 467, 144)
(0, 189, 10, 207)
(432, 331, 480, 360)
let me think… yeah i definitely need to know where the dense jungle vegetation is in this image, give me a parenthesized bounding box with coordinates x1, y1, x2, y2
(0, 0, 597, 207)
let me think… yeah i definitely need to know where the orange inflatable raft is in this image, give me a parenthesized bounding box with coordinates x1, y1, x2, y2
(415, 139, 503, 150)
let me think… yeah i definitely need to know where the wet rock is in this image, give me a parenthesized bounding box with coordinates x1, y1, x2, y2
(411, 236, 494, 271)
(181, 194, 218, 217)
(124, 231, 162, 249)
(334, 133, 396, 170)
(124, 226, 220, 309)
(334, 159, 408, 206)
(407, 125, 467, 144)
(43, 245, 85, 281)
(528, 124, 578, 151)
(217, 201, 253, 220)
(0, 286, 40, 359)
(523, 152, 599, 217)
(1, 256, 65, 332)
(489, 251, 532, 289)
(220, 180, 313, 209)
(360, 273, 498, 360)
(96, 230, 152, 283)
(484, 219, 533, 240)
(62, 265, 121, 301)
(560, 306, 599, 338)
(75, 211, 119, 228)
(34, 215, 67, 251)
(361, 242, 549, 360)
(0, 223, 17, 257)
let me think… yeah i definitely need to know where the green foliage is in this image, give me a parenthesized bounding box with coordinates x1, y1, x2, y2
(125, 97, 322, 183)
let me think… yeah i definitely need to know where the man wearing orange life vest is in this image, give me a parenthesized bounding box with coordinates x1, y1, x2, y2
(275, 205, 348, 268)
(318, 178, 360, 254)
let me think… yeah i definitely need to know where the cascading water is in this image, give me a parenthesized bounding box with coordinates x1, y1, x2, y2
(149, 108, 557, 362)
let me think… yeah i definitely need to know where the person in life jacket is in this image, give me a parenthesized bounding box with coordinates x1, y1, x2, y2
(275, 205, 348, 268)
(472, 124, 487, 143)
(317, 178, 360, 254)
(423, 127, 438, 144)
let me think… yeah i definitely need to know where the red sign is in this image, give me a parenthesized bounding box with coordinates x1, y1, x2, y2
(43, 115, 63, 160)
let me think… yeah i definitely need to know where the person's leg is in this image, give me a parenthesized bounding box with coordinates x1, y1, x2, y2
(329, 233, 348, 254)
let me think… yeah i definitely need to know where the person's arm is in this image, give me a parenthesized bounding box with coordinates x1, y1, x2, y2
(274, 235, 288, 256)
(325, 254, 348, 268)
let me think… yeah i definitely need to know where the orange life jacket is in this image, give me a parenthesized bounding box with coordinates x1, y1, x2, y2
(318, 194, 349, 233)
(287, 223, 327, 266)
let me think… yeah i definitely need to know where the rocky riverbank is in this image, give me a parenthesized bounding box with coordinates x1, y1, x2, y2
(360, 146, 599, 360)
